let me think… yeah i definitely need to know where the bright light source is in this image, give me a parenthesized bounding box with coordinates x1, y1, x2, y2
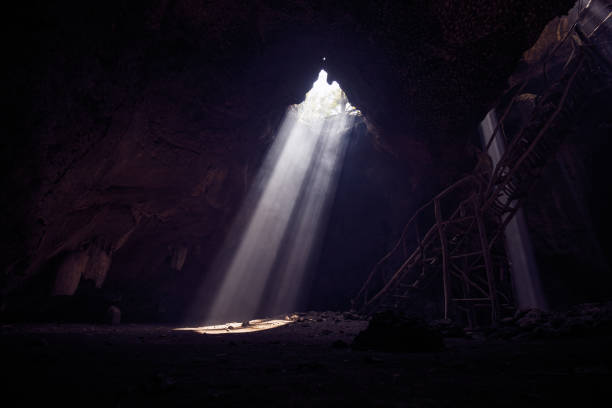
(297, 70, 360, 121)
(193, 70, 359, 324)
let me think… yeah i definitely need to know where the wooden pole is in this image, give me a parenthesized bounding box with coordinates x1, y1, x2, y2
(474, 197, 500, 323)
(434, 199, 450, 320)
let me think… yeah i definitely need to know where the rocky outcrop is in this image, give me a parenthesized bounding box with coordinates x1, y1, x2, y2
(501, 1, 612, 308)
(83, 240, 113, 288)
(51, 239, 112, 296)
(52, 251, 90, 296)
(170, 245, 188, 272)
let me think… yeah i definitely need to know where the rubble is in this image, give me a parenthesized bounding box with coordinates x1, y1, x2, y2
(484, 302, 612, 340)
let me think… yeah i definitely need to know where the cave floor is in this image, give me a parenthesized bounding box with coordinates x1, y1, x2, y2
(1, 314, 611, 407)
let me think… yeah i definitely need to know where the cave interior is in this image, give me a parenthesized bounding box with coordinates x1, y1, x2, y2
(2, 0, 612, 406)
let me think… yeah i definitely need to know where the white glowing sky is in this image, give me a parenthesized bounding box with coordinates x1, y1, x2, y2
(297, 70, 359, 121)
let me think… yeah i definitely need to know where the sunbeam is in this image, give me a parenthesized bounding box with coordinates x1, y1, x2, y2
(200, 70, 360, 323)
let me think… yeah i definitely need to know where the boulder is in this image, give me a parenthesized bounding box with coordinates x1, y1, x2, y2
(352, 311, 444, 352)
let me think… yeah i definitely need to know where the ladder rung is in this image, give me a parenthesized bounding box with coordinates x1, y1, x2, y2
(450, 251, 483, 259)
(452, 298, 491, 302)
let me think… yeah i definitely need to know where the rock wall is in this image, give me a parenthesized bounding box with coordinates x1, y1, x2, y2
(503, 1, 612, 309)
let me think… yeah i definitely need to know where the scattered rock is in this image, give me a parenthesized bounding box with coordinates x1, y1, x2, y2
(343, 312, 361, 320)
(486, 302, 612, 340)
(430, 319, 465, 338)
(517, 309, 549, 330)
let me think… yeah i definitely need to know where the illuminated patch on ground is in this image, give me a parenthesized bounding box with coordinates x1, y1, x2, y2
(175, 317, 294, 334)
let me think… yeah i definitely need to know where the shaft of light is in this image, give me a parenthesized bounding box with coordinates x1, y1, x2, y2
(480, 109, 547, 311)
(203, 71, 357, 323)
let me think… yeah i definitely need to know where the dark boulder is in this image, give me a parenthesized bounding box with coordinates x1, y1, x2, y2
(352, 311, 444, 352)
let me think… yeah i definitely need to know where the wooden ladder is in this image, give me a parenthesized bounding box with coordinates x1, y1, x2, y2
(353, 36, 598, 324)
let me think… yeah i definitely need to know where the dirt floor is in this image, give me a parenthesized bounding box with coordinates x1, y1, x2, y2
(1, 312, 611, 407)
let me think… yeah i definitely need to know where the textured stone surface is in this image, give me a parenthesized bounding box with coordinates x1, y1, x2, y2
(52, 251, 90, 296)
(83, 244, 112, 288)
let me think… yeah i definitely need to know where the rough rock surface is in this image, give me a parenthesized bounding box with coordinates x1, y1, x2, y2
(52, 251, 90, 296)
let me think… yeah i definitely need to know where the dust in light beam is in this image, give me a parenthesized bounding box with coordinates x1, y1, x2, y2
(199, 70, 360, 324)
